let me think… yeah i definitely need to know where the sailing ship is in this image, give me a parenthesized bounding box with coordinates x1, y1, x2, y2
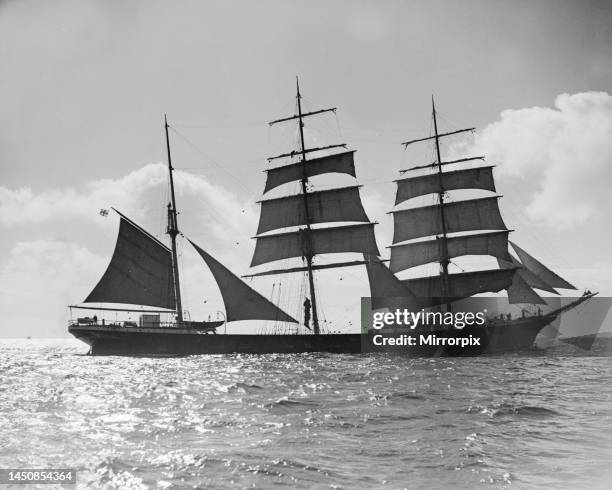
(68, 83, 595, 356)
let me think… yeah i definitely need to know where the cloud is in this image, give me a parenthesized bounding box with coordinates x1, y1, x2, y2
(0, 163, 257, 241)
(0, 240, 107, 337)
(455, 91, 612, 228)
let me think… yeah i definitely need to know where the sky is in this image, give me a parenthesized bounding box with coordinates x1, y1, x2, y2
(1, 0, 611, 337)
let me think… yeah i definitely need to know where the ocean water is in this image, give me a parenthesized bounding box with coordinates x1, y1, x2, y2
(0, 340, 611, 489)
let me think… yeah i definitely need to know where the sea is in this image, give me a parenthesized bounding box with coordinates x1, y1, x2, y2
(0, 339, 611, 489)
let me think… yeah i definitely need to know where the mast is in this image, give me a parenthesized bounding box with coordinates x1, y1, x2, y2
(295, 77, 320, 335)
(431, 97, 451, 311)
(251, 81, 380, 333)
(164, 115, 184, 324)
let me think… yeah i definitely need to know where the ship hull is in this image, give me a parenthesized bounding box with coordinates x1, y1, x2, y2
(69, 314, 553, 356)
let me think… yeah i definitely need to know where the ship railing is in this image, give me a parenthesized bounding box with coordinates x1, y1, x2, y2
(68, 319, 200, 329)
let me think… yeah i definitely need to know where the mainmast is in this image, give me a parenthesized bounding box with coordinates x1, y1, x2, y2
(164, 115, 184, 324)
(249, 79, 380, 334)
(295, 78, 320, 335)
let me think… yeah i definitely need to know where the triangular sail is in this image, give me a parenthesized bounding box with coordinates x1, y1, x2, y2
(510, 241, 577, 290)
(256, 185, 370, 234)
(264, 151, 356, 193)
(190, 240, 297, 323)
(395, 166, 496, 205)
(400, 268, 518, 307)
(508, 254, 558, 294)
(392, 196, 507, 243)
(363, 254, 420, 311)
(389, 230, 511, 273)
(498, 259, 546, 304)
(84, 214, 176, 310)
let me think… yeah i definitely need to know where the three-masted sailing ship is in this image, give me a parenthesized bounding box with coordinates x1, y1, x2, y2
(68, 84, 595, 356)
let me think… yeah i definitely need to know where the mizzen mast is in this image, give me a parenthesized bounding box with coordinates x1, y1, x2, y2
(164, 115, 184, 324)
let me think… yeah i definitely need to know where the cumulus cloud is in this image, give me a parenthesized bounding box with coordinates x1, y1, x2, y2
(455, 91, 612, 228)
(0, 163, 257, 241)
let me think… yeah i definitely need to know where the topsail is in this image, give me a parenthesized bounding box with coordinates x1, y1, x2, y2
(395, 166, 496, 205)
(264, 151, 356, 193)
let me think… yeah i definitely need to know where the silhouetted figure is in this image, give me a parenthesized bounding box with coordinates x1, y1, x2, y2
(304, 297, 311, 330)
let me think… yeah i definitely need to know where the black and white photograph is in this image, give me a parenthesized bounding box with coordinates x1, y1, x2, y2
(1, 0, 611, 488)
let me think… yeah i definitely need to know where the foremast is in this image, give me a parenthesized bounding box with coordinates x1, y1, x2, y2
(400, 97, 479, 307)
(164, 115, 184, 324)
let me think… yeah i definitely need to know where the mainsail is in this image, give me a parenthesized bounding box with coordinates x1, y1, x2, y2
(401, 268, 517, 307)
(84, 211, 176, 310)
(249, 79, 379, 334)
(190, 241, 297, 323)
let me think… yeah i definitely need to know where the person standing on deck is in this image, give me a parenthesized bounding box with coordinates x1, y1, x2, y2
(304, 298, 311, 330)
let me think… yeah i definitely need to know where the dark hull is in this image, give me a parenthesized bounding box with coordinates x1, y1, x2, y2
(69, 314, 554, 357)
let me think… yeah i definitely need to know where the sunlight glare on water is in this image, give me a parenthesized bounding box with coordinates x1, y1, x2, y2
(0, 339, 611, 489)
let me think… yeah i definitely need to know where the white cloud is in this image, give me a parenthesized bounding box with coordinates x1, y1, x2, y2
(0, 240, 106, 337)
(455, 91, 612, 228)
(0, 163, 257, 241)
